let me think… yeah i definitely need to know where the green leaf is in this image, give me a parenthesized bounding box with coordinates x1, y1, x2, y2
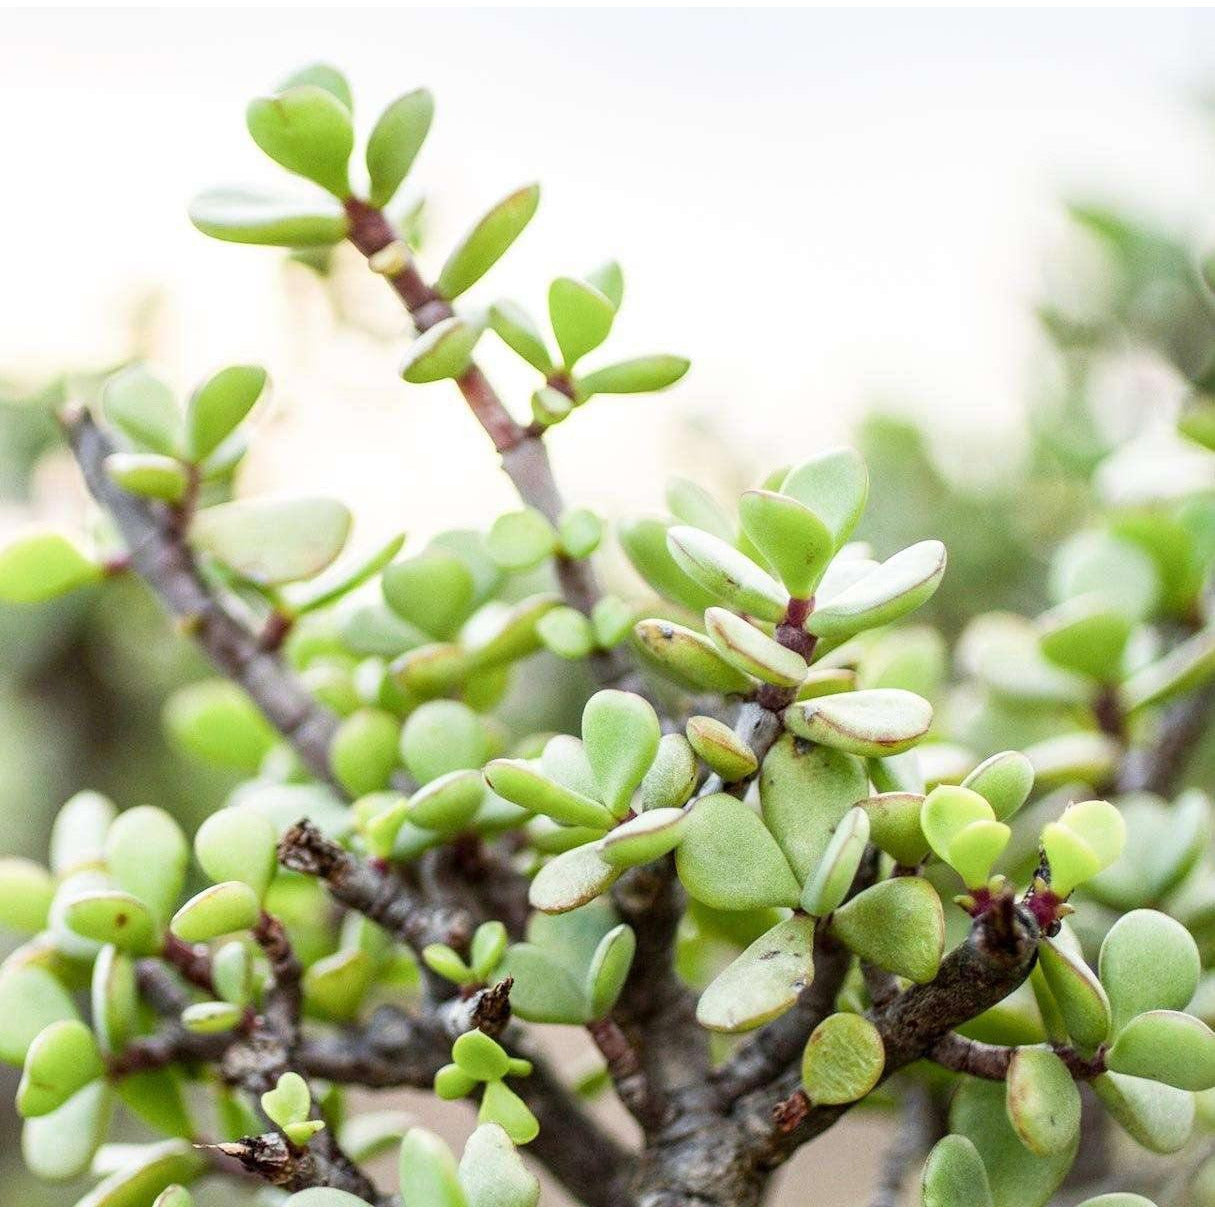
(676, 793, 801, 910)
(618, 516, 718, 612)
(0, 533, 101, 604)
(558, 508, 603, 559)
(330, 708, 400, 796)
(1107, 1011, 1215, 1090)
(185, 365, 267, 462)
(463, 593, 559, 667)
(696, 915, 816, 1033)
(304, 948, 374, 1021)
(169, 881, 260, 943)
(549, 276, 614, 367)
(22, 1080, 111, 1182)
(807, 540, 946, 640)
(1051, 530, 1158, 621)
(703, 607, 808, 686)
(962, 751, 1035, 821)
(1090, 1071, 1195, 1154)
(582, 690, 661, 817)
(1039, 597, 1132, 682)
(212, 940, 253, 1005)
(63, 891, 160, 954)
(102, 365, 179, 455)
(164, 680, 277, 772)
(106, 805, 188, 923)
(857, 793, 928, 867)
(194, 806, 279, 900)
(633, 619, 754, 694)
(189, 186, 349, 246)
(155, 1184, 195, 1206)
(921, 1134, 993, 1206)
(577, 355, 689, 396)
(640, 734, 698, 811)
(485, 759, 614, 830)
(263, 1071, 312, 1128)
(1037, 936, 1110, 1051)
(91, 945, 138, 1054)
(479, 1079, 539, 1145)
(801, 806, 869, 916)
(920, 784, 1009, 889)
(285, 1190, 368, 1208)
(191, 496, 350, 585)
(400, 316, 483, 383)
(759, 734, 868, 884)
(1042, 799, 1125, 895)
(959, 612, 1092, 704)
(487, 508, 558, 572)
(1121, 628, 1215, 713)
(586, 924, 636, 1018)
(685, 715, 758, 782)
(180, 1000, 243, 1034)
(830, 877, 943, 983)
(1099, 909, 1200, 1034)
(1078, 1195, 1155, 1207)
(0, 964, 80, 1066)
(666, 526, 788, 622)
(407, 770, 484, 833)
(383, 549, 475, 640)
(366, 89, 434, 208)
(279, 62, 353, 110)
(0, 858, 54, 934)
(784, 689, 932, 758)
(800, 1012, 885, 1105)
(737, 490, 834, 599)
(529, 842, 621, 914)
(950, 1077, 1077, 1205)
(17, 1020, 103, 1117)
(398, 1128, 465, 1206)
(437, 185, 541, 299)
(497, 943, 588, 1023)
(780, 449, 869, 549)
(247, 85, 353, 198)
(1006, 1045, 1081, 1157)
(597, 805, 689, 867)
(489, 300, 553, 373)
(453, 1029, 512, 1081)
(458, 1123, 540, 1207)
(400, 699, 491, 784)
(104, 453, 188, 502)
(1022, 731, 1120, 791)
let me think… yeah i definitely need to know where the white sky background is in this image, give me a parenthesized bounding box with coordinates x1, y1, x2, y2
(3, 8, 1215, 539)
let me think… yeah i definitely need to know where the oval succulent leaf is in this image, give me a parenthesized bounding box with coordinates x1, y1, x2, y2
(191, 496, 351, 585)
(400, 316, 483, 383)
(105, 453, 188, 503)
(640, 734, 699, 811)
(586, 924, 636, 1019)
(697, 915, 816, 1033)
(188, 187, 349, 247)
(1006, 1046, 1081, 1157)
(0, 533, 101, 604)
(685, 715, 758, 782)
(1042, 799, 1125, 895)
(458, 1122, 540, 1207)
(1089, 1071, 1195, 1154)
(194, 807, 279, 901)
(618, 517, 719, 613)
(800, 1012, 885, 1105)
(484, 760, 613, 831)
(63, 891, 160, 955)
(406, 770, 485, 833)
(247, 85, 353, 198)
(489, 299, 553, 373)
(801, 806, 870, 916)
(961, 750, 1035, 821)
(633, 619, 755, 694)
(1106, 1011, 1215, 1091)
(597, 805, 689, 867)
(185, 365, 267, 462)
(784, 689, 933, 758)
(856, 793, 929, 867)
(666, 526, 789, 622)
(17, 1021, 103, 1117)
(780, 449, 869, 549)
(738, 490, 834, 599)
(703, 607, 808, 687)
(365, 89, 434, 209)
(1036, 936, 1111, 1051)
(676, 793, 801, 911)
(1038, 597, 1132, 683)
(1121, 628, 1215, 714)
(921, 1134, 993, 1207)
(1099, 909, 1201, 1034)
(0, 965, 81, 1066)
(582, 690, 661, 817)
(807, 540, 947, 640)
(549, 276, 615, 368)
(830, 877, 944, 984)
(169, 881, 261, 943)
(106, 804, 189, 923)
(577, 355, 689, 397)
(437, 185, 541, 300)
(398, 1127, 464, 1206)
(528, 843, 621, 914)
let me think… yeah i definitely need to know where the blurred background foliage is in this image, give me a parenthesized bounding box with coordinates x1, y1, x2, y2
(1, 132, 1214, 1204)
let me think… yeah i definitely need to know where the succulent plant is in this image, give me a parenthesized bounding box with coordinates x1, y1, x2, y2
(0, 61, 1212, 1209)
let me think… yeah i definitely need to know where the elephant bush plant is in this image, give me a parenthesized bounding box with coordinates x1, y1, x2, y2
(0, 64, 1213, 1207)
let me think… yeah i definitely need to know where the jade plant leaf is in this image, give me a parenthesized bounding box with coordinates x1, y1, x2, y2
(189, 187, 349, 246)
(784, 689, 933, 758)
(365, 89, 434, 209)
(549, 276, 615, 368)
(1089, 1071, 1194, 1154)
(1036, 934, 1111, 1051)
(830, 877, 943, 984)
(800, 1012, 885, 1105)
(1106, 1011, 1215, 1091)
(398, 1128, 464, 1206)
(801, 806, 869, 916)
(675, 793, 801, 911)
(780, 450, 869, 549)
(458, 1122, 540, 1206)
(0, 533, 102, 604)
(17, 1020, 103, 1117)
(920, 784, 1009, 889)
(529, 842, 621, 914)
(169, 881, 261, 943)
(704, 607, 808, 686)
(685, 716, 758, 781)
(1098, 909, 1200, 1033)
(737, 490, 834, 598)
(961, 750, 1035, 821)
(666, 527, 789, 622)
(437, 185, 541, 300)
(922, 1134, 993, 1206)
(194, 807, 279, 901)
(633, 619, 755, 694)
(581, 690, 661, 817)
(400, 317, 483, 383)
(247, 85, 353, 198)
(597, 805, 689, 867)
(1005, 1045, 1081, 1157)
(1041, 799, 1125, 895)
(696, 914, 816, 1033)
(577, 355, 689, 396)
